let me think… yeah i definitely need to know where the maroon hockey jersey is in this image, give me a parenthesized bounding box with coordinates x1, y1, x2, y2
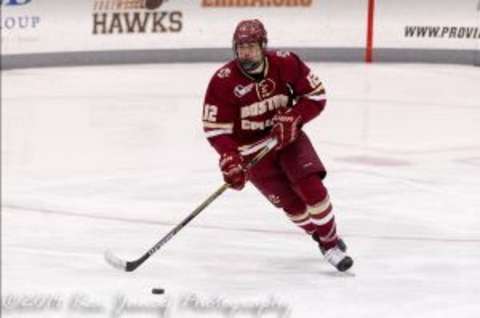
(202, 50, 326, 157)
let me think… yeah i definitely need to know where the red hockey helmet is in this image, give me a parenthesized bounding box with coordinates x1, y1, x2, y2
(232, 19, 268, 49)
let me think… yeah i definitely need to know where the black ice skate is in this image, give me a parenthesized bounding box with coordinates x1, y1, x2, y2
(312, 233, 347, 255)
(324, 246, 354, 272)
(312, 234, 353, 272)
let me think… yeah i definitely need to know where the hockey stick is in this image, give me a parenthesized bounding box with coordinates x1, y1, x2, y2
(105, 138, 277, 272)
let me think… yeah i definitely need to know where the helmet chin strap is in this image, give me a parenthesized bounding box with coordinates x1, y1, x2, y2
(248, 58, 265, 74)
(239, 56, 265, 74)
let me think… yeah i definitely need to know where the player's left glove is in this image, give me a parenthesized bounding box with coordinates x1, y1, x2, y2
(271, 108, 303, 150)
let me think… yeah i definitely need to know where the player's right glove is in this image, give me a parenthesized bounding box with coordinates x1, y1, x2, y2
(219, 152, 246, 190)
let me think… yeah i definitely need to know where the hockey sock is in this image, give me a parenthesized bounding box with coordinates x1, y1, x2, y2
(285, 209, 317, 234)
(308, 195, 338, 250)
(282, 197, 316, 234)
(294, 175, 338, 250)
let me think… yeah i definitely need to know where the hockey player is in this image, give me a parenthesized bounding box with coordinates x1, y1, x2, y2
(202, 19, 353, 272)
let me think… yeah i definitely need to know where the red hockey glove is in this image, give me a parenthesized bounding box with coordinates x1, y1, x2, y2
(271, 108, 303, 150)
(219, 152, 246, 190)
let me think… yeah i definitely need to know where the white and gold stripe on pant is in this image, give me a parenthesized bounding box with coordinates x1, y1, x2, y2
(307, 194, 334, 226)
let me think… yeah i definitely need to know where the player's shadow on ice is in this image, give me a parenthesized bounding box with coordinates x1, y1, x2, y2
(266, 257, 356, 278)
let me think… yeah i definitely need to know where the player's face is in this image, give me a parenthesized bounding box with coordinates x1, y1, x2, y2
(236, 42, 263, 71)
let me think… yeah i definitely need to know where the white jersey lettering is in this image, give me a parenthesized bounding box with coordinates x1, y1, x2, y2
(240, 94, 288, 119)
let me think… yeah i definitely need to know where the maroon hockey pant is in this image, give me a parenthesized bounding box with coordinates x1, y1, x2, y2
(247, 132, 338, 249)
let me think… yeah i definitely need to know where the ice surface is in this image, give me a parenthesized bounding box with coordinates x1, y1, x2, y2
(2, 62, 480, 318)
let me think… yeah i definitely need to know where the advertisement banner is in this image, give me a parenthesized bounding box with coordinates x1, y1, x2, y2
(374, 0, 480, 50)
(2, 0, 367, 55)
(1, 0, 43, 54)
(477, 0, 480, 65)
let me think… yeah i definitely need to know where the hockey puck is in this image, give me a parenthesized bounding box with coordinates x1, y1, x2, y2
(151, 288, 165, 295)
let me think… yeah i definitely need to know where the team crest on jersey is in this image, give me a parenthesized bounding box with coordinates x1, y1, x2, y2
(234, 83, 254, 98)
(257, 78, 276, 99)
(217, 67, 231, 78)
(276, 50, 291, 58)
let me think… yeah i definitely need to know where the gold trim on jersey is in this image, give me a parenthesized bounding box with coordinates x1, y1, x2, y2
(302, 83, 326, 102)
(203, 122, 234, 129)
(238, 138, 272, 156)
(306, 83, 325, 96)
(204, 128, 233, 138)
